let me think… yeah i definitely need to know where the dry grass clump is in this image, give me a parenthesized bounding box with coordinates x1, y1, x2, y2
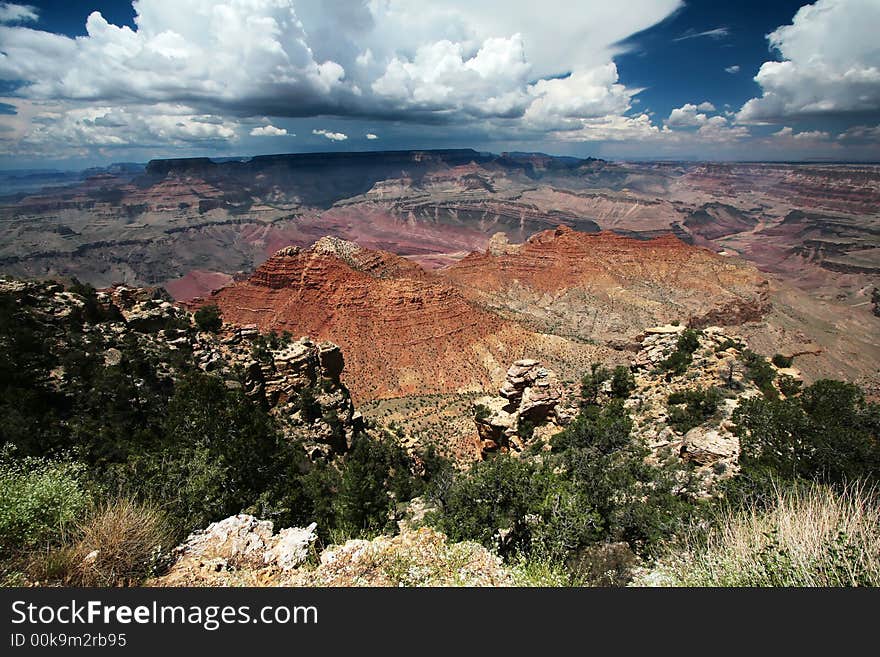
(645, 482, 880, 587)
(62, 498, 174, 586)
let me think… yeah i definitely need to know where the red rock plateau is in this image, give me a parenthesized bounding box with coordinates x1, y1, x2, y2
(2, 152, 876, 308)
(1, 151, 876, 391)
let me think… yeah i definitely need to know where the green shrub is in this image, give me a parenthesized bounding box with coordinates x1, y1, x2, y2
(742, 350, 777, 399)
(0, 449, 88, 551)
(659, 329, 701, 376)
(130, 373, 313, 533)
(68, 278, 121, 323)
(435, 396, 701, 564)
(333, 435, 421, 538)
(193, 304, 222, 332)
(610, 366, 636, 399)
(714, 337, 744, 354)
(516, 418, 536, 443)
(771, 353, 793, 368)
(667, 387, 722, 434)
(250, 334, 273, 362)
(474, 403, 491, 422)
(733, 379, 879, 486)
(294, 385, 323, 422)
(551, 400, 632, 454)
(676, 329, 701, 354)
(434, 455, 599, 560)
(559, 426, 699, 556)
(580, 363, 611, 406)
(778, 374, 802, 398)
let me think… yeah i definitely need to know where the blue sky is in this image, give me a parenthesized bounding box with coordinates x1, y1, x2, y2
(0, 0, 878, 168)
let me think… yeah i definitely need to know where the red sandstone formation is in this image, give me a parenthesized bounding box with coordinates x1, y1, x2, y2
(206, 236, 588, 401)
(442, 226, 770, 340)
(205, 228, 771, 401)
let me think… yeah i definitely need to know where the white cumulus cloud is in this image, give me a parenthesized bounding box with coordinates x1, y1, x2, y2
(696, 116, 749, 142)
(773, 126, 831, 141)
(365, 133, 378, 140)
(667, 103, 712, 127)
(522, 64, 636, 132)
(665, 103, 748, 141)
(371, 34, 532, 118)
(738, 0, 880, 122)
(0, 0, 683, 154)
(724, 65, 740, 74)
(313, 128, 347, 141)
(250, 125, 289, 137)
(7, 102, 239, 156)
(838, 124, 880, 141)
(0, 2, 37, 24)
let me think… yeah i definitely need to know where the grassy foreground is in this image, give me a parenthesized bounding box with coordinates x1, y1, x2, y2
(640, 482, 880, 587)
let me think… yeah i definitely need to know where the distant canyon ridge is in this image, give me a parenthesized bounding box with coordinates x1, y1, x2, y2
(1, 149, 878, 394)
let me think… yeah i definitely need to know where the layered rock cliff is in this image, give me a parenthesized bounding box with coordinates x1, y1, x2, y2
(443, 226, 771, 341)
(204, 236, 615, 401)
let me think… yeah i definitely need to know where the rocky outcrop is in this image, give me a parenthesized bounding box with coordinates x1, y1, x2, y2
(103, 284, 188, 332)
(291, 527, 512, 587)
(625, 325, 798, 482)
(153, 514, 318, 586)
(473, 359, 571, 457)
(153, 521, 512, 587)
(0, 277, 361, 459)
(679, 427, 739, 466)
(191, 327, 361, 458)
(174, 514, 315, 570)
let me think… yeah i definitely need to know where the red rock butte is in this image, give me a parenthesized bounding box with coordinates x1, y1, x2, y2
(206, 236, 571, 401)
(206, 229, 770, 400)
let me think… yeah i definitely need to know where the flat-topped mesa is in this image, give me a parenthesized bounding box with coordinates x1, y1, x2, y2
(526, 224, 689, 249)
(486, 225, 690, 258)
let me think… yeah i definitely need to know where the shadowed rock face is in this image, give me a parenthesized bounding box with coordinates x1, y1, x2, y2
(204, 228, 771, 401)
(684, 203, 759, 242)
